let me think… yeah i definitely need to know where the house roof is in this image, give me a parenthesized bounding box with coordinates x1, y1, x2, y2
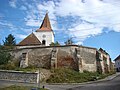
(99, 48, 109, 55)
(18, 33, 41, 46)
(114, 55, 120, 61)
(36, 12, 52, 32)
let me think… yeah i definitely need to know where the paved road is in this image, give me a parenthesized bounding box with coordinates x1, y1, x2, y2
(0, 73, 120, 90)
(67, 74, 120, 90)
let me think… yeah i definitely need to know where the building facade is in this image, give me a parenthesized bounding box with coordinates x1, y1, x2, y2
(114, 55, 120, 72)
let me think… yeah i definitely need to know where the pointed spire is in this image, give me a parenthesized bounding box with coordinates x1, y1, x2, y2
(36, 12, 52, 32)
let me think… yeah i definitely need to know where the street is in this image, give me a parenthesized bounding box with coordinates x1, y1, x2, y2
(0, 73, 120, 90)
(67, 74, 120, 90)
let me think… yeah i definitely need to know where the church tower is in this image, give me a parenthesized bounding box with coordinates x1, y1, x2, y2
(34, 12, 54, 46)
(18, 12, 54, 46)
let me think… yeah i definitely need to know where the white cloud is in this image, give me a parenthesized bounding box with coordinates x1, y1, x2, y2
(69, 21, 103, 44)
(20, 5, 27, 10)
(112, 24, 120, 32)
(0, 21, 16, 31)
(23, 1, 57, 30)
(9, 0, 17, 8)
(25, 19, 40, 27)
(15, 34, 27, 39)
(37, 1, 56, 19)
(53, 0, 120, 44)
(21, 0, 120, 44)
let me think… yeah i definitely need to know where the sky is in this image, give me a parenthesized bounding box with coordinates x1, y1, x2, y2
(0, 0, 120, 60)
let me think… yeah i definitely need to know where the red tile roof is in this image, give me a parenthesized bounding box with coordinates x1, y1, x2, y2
(18, 33, 41, 46)
(36, 13, 52, 32)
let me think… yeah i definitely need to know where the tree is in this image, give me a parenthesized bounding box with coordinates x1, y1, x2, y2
(0, 45, 11, 65)
(55, 41, 60, 46)
(50, 41, 60, 46)
(65, 38, 74, 45)
(3, 34, 16, 46)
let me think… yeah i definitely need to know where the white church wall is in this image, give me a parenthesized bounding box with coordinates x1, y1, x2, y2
(34, 31, 54, 46)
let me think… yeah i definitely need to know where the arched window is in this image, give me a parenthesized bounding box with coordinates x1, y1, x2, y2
(42, 40, 46, 45)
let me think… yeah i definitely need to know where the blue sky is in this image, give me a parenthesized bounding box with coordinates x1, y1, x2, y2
(0, 0, 120, 60)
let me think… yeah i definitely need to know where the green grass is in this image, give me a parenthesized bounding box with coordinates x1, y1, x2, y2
(0, 85, 48, 90)
(46, 68, 115, 83)
(0, 64, 38, 73)
(14, 67, 38, 72)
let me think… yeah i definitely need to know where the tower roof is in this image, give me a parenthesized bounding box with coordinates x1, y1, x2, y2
(18, 33, 41, 46)
(36, 12, 52, 32)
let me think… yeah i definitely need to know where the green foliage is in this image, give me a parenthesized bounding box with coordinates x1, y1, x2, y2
(50, 41, 60, 46)
(47, 68, 112, 83)
(15, 66, 37, 72)
(64, 38, 74, 45)
(0, 46, 12, 65)
(0, 60, 20, 70)
(0, 85, 48, 90)
(3, 34, 16, 46)
(0, 45, 17, 69)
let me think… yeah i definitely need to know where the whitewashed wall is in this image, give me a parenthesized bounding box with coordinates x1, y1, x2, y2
(115, 59, 120, 70)
(34, 31, 54, 46)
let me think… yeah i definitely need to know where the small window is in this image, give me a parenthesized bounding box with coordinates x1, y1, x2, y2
(22, 53, 27, 60)
(42, 40, 46, 45)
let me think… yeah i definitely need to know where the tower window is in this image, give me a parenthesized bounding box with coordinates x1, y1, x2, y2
(42, 40, 46, 45)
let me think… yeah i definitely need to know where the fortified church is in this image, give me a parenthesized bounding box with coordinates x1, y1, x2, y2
(12, 13, 113, 74)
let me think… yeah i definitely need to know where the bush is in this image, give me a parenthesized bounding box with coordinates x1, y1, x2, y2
(0, 50, 11, 65)
(46, 68, 101, 83)
(0, 60, 20, 70)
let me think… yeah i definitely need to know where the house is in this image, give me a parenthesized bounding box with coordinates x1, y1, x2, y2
(114, 55, 120, 72)
(110, 62, 115, 71)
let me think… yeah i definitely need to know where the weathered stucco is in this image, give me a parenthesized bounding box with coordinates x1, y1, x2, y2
(11, 45, 98, 72)
(78, 46, 97, 72)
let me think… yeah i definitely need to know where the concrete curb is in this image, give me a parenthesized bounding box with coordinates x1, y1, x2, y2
(46, 72, 120, 85)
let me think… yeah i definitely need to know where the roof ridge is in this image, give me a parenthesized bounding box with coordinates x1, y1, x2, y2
(114, 55, 120, 61)
(18, 33, 41, 46)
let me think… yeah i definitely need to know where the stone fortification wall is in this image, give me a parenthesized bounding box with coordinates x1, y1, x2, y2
(28, 48, 52, 68)
(12, 45, 97, 72)
(56, 46, 79, 71)
(0, 70, 38, 83)
(78, 46, 97, 72)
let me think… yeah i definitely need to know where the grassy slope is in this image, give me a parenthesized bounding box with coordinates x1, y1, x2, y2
(0, 85, 48, 90)
(46, 68, 115, 83)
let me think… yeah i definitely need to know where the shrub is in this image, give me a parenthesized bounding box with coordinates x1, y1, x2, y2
(0, 50, 11, 65)
(46, 68, 109, 83)
(0, 60, 20, 70)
